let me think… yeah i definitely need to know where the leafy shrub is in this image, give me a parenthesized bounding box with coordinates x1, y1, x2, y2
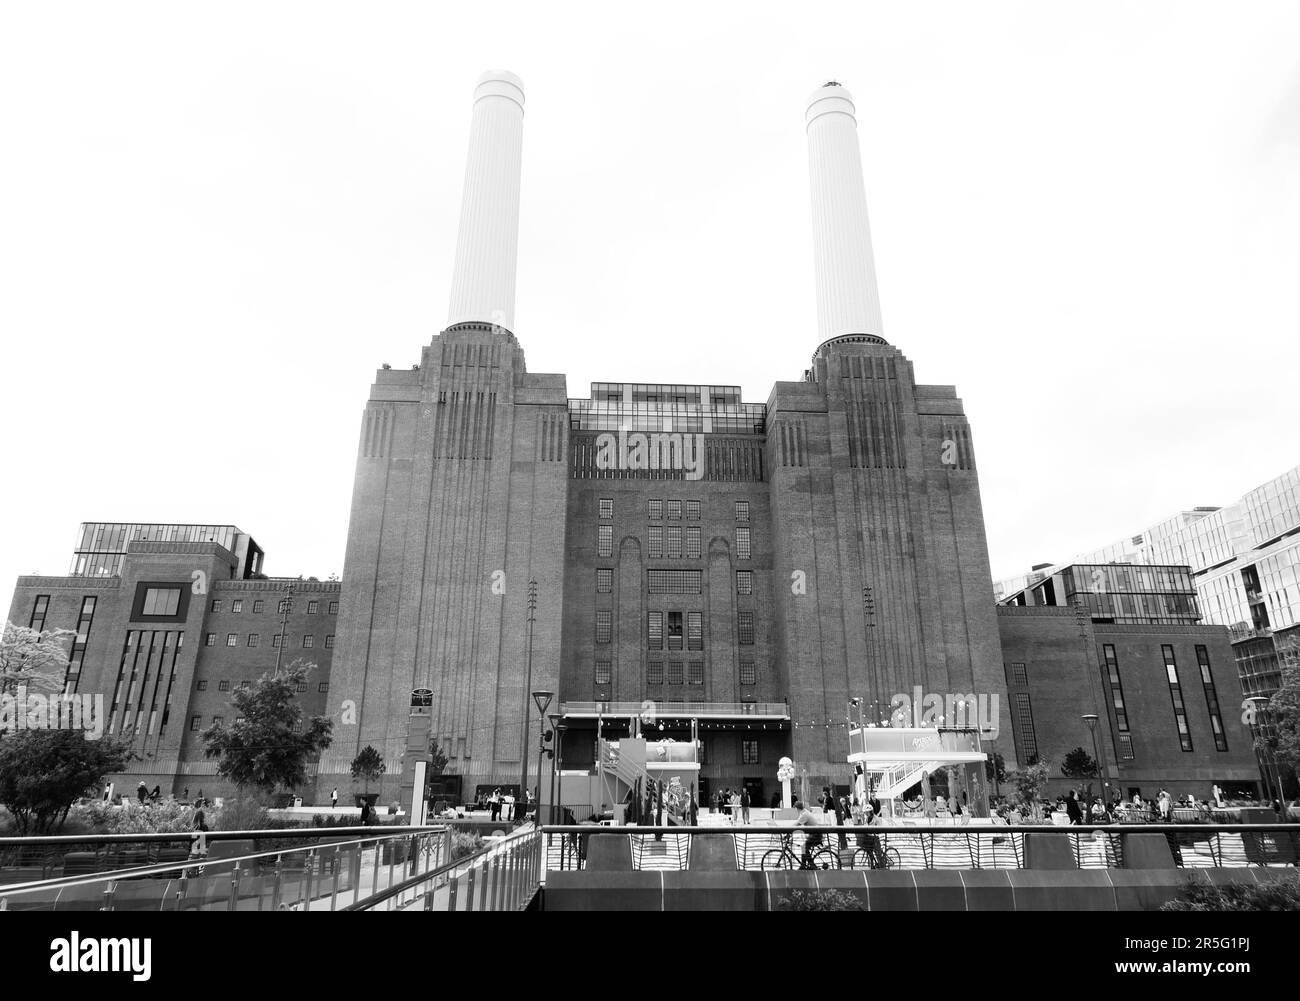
(103, 800, 196, 835)
(775, 889, 868, 912)
(450, 831, 484, 860)
(212, 796, 272, 832)
(1161, 872, 1300, 911)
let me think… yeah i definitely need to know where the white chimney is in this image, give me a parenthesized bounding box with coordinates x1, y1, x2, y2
(805, 82, 884, 342)
(447, 70, 525, 333)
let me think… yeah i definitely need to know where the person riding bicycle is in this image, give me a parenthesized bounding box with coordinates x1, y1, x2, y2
(793, 801, 824, 869)
(856, 804, 887, 868)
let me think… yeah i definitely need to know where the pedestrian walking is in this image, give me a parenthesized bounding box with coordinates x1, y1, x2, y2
(136, 782, 147, 805)
(740, 787, 751, 825)
(331, 787, 339, 809)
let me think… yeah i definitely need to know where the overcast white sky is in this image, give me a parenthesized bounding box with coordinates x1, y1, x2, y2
(2, 2, 1297, 613)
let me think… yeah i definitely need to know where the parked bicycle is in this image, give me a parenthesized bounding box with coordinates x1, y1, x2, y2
(850, 843, 901, 870)
(761, 832, 842, 871)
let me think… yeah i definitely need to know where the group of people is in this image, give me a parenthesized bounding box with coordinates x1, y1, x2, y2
(104, 782, 210, 809)
(993, 783, 1298, 825)
(788, 789, 887, 868)
(711, 787, 751, 823)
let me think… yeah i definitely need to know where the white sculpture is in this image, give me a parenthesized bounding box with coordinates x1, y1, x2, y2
(777, 756, 795, 810)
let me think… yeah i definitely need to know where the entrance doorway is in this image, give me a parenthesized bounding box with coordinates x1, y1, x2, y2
(742, 777, 764, 814)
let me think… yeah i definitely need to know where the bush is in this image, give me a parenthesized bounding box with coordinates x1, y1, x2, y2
(98, 800, 196, 835)
(1161, 873, 1300, 911)
(212, 796, 272, 832)
(450, 831, 484, 860)
(774, 889, 868, 912)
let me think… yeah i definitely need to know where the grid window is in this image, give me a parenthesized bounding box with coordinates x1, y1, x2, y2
(329, 601, 339, 615)
(225, 634, 237, 647)
(736, 571, 753, 595)
(29, 595, 50, 632)
(667, 662, 684, 685)
(595, 660, 612, 685)
(686, 500, 700, 519)
(253, 600, 264, 614)
(740, 659, 756, 685)
(196, 680, 208, 692)
(667, 499, 682, 519)
(306, 600, 317, 614)
(741, 739, 759, 765)
(666, 526, 682, 558)
(596, 610, 612, 644)
(1196, 645, 1229, 751)
(272, 635, 282, 648)
(1010, 662, 1028, 687)
(231, 599, 243, 614)
(247, 634, 259, 648)
(685, 526, 701, 559)
(667, 611, 683, 651)
(598, 525, 613, 558)
(647, 612, 663, 649)
(319, 682, 329, 693)
(1117, 734, 1135, 760)
(648, 525, 663, 559)
(647, 661, 664, 685)
(648, 499, 663, 520)
(1101, 645, 1130, 732)
(735, 500, 750, 522)
(596, 568, 613, 593)
(325, 635, 335, 649)
(736, 527, 751, 560)
(292, 721, 303, 733)
(205, 633, 216, 647)
(1012, 693, 1038, 762)
(687, 611, 703, 651)
(212, 715, 224, 726)
(598, 498, 613, 519)
(218, 680, 230, 693)
(1162, 645, 1193, 752)
(303, 635, 314, 648)
(296, 682, 308, 693)
(190, 716, 201, 732)
(142, 587, 181, 616)
(647, 570, 702, 594)
(211, 600, 223, 613)
(737, 611, 754, 645)
(688, 660, 703, 685)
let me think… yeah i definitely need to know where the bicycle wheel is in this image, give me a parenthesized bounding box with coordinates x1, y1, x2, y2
(811, 847, 842, 870)
(883, 847, 900, 870)
(761, 848, 794, 871)
(851, 848, 871, 869)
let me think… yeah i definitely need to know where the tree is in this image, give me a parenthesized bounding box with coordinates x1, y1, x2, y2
(428, 738, 449, 776)
(1009, 759, 1051, 819)
(0, 621, 74, 697)
(1061, 746, 1099, 780)
(1258, 637, 1300, 797)
(0, 730, 130, 833)
(351, 745, 386, 793)
(201, 660, 333, 795)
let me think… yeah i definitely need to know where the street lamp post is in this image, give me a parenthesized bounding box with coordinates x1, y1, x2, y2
(517, 580, 537, 825)
(1081, 714, 1110, 807)
(532, 690, 553, 826)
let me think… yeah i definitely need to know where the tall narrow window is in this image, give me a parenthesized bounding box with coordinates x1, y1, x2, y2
(647, 661, 664, 685)
(1012, 692, 1038, 763)
(1162, 645, 1193, 752)
(688, 660, 704, 685)
(648, 525, 663, 559)
(594, 660, 612, 685)
(1101, 645, 1129, 733)
(737, 611, 754, 645)
(325, 635, 335, 648)
(647, 611, 663, 649)
(211, 599, 223, 613)
(686, 500, 700, 519)
(205, 633, 216, 646)
(685, 526, 701, 559)
(735, 500, 750, 522)
(329, 601, 339, 614)
(666, 526, 682, 558)
(307, 600, 319, 614)
(736, 571, 753, 595)
(735, 528, 751, 560)
(231, 599, 243, 614)
(667, 662, 684, 685)
(739, 659, 757, 685)
(1009, 662, 1028, 687)
(595, 610, 612, 644)
(597, 524, 613, 558)
(1196, 645, 1229, 751)
(648, 499, 663, 520)
(667, 611, 683, 651)
(596, 568, 613, 593)
(687, 611, 703, 651)
(741, 739, 759, 764)
(598, 498, 613, 519)
(667, 499, 682, 519)
(29, 595, 49, 632)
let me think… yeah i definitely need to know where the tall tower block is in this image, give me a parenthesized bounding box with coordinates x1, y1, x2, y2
(321, 72, 569, 798)
(768, 83, 1011, 777)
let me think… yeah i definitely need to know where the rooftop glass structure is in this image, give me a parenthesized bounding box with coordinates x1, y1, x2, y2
(568, 383, 766, 434)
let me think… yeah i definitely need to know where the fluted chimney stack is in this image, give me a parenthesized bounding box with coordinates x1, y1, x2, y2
(447, 70, 525, 333)
(805, 82, 885, 343)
